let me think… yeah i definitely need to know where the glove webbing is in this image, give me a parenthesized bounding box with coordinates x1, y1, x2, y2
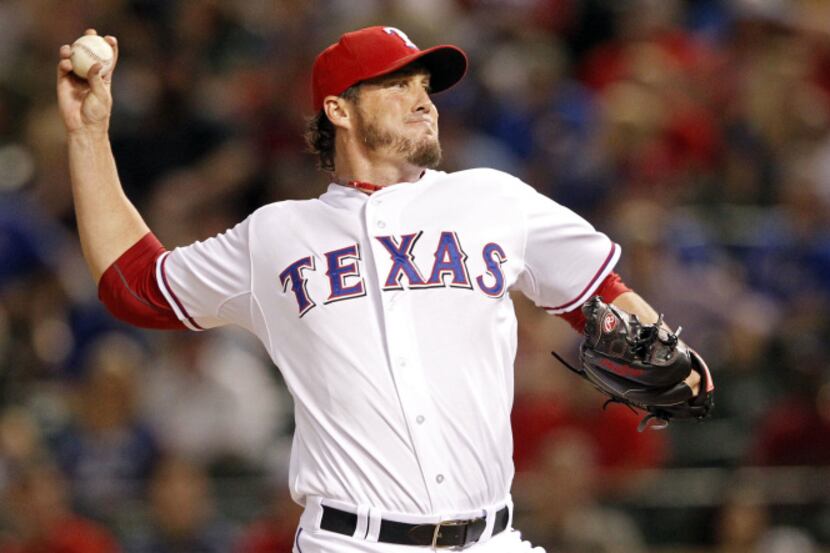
(550, 349, 671, 432)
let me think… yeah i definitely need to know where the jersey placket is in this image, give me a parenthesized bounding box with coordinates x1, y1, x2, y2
(364, 187, 455, 510)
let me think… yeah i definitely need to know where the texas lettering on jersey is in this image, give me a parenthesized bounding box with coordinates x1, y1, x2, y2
(279, 231, 508, 317)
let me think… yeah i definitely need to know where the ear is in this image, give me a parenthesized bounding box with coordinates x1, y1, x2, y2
(323, 96, 354, 131)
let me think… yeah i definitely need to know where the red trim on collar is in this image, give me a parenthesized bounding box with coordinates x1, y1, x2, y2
(346, 180, 384, 194)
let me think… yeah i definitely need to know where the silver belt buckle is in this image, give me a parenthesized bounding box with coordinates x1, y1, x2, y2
(431, 519, 468, 549)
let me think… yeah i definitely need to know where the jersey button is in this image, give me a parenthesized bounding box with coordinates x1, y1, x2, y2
(377, 220, 386, 229)
(436, 474, 445, 484)
(416, 415, 425, 424)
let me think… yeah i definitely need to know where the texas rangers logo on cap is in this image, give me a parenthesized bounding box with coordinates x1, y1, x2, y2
(311, 25, 468, 111)
(383, 27, 418, 49)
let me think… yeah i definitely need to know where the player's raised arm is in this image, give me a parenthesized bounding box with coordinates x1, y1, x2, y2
(56, 30, 203, 331)
(57, 29, 150, 283)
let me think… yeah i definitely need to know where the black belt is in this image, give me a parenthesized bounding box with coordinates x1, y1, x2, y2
(320, 504, 509, 548)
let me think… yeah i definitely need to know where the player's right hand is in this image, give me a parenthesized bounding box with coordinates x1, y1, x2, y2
(56, 29, 119, 136)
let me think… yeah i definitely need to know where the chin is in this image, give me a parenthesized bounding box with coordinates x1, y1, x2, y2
(408, 139, 442, 169)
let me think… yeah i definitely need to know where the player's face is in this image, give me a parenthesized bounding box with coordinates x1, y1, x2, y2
(350, 68, 441, 168)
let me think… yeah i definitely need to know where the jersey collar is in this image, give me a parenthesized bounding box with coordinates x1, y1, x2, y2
(336, 171, 429, 195)
(344, 180, 384, 194)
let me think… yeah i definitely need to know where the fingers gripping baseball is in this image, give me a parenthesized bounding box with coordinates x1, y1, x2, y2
(56, 29, 119, 135)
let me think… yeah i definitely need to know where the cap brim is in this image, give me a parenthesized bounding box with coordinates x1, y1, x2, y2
(361, 45, 468, 95)
(414, 45, 468, 94)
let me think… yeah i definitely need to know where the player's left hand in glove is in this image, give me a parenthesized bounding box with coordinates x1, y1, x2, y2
(553, 296, 714, 432)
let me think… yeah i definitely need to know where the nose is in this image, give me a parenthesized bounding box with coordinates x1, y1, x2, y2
(414, 88, 434, 115)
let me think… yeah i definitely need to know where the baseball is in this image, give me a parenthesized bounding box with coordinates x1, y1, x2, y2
(70, 35, 114, 79)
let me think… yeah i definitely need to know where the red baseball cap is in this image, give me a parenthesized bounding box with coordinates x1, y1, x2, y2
(312, 26, 468, 112)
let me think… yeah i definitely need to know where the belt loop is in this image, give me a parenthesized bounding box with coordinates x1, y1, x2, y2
(480, 507, 496, 542)
(365, 506, 382, 542)
(300, 496, 324, 531)
(353, 505, 370, 539)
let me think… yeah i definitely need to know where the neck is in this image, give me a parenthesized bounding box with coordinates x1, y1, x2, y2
(334, 159, 424, 188)
(333, 136, 425, 187)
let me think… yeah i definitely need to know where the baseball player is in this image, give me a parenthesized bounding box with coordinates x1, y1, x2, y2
(56, 26, 711, 552)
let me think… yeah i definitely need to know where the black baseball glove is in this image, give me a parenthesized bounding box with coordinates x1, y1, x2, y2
(553, 296, 714, 431)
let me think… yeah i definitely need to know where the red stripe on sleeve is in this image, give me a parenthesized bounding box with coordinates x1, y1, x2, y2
(98, 233, 186, 330)
(557, 272, 632, 333)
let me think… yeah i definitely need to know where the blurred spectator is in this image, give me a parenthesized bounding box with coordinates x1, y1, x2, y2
(0, 460, 121, 553)
(715, 486, 769, 553)
(749, 371, 830, 466)
(125, 456, 234, 553)
(0, 407, 44, 491)
(758, 527, 817, 553)
(714, 483, 817, 553)
(1, 268, 76, 387)
(515, 430, 647, 553)
(140, 329, 288, 468)
(233, 483, 302, 553)
(50, 333, 160, 522)
(512, 378, 669, 476)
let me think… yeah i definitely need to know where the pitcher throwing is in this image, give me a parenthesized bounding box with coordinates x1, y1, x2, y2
(57, 26, 712, 552)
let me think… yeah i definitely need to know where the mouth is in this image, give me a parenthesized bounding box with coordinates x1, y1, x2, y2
(406, 118, 433, 126)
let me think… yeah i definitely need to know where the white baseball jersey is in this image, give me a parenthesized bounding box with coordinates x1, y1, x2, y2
(156, 167, 619, 517)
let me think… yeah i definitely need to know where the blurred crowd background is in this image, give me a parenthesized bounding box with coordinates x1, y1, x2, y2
(1, 0, 830, 552)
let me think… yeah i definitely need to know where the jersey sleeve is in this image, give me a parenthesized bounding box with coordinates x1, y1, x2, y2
(513, 182, 621, 314)
(156, 217, 252, 330)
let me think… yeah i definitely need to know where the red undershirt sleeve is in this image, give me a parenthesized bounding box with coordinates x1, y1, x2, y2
(97, 232, 186, 330)
(557, 271, 631, 333)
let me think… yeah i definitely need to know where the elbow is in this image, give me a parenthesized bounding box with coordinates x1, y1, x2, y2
(98, 233, 186, 331)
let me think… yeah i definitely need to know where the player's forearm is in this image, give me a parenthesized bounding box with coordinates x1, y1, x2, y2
(611, 291, 660, 324)
(68, 130, 151, 283)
